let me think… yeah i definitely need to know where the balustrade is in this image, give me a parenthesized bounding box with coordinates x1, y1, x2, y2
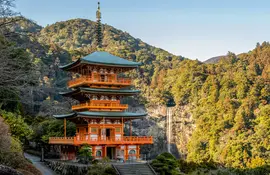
(72, 100, 128, 111)
(68, 76, 131, 88)
(49, 136, 153, 145)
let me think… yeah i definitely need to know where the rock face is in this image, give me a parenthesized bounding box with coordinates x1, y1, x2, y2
(0, 164, 23, 175)
(171, 105, 195, 158)
(127, 105, 195, 159)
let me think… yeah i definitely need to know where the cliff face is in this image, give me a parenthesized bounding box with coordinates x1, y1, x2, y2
(171, 105, 194, 157)
(127, 105, 195, 159)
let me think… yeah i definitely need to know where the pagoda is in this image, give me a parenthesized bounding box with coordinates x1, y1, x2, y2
(49, 2, 153, 161)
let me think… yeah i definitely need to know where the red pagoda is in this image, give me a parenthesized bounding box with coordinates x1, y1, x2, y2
(49, 2, 153, 161)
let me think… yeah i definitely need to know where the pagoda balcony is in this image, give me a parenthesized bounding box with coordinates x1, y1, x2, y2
(49, 136, 153, 145)
(72, 100, 128, 111)
(68, 76, 132, 88)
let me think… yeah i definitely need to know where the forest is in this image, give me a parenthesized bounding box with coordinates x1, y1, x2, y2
(0, 0, 269, 174)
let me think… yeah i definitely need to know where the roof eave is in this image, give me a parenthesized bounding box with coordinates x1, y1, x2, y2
(81, 59, 140, 68)
(59, 59, 81, 70)
(59, 88, 141, 97)
(53, 113, 77, 119)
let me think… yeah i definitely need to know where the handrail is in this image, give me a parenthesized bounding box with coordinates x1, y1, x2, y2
(68, 76, 132, 87)
(72, 101, 128, 111)
(147, 162, 158, 175)
(112, 164, 121, 175)
(49, 136, 153, 145)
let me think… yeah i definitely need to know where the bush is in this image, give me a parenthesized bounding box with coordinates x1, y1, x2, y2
(78, 144, 93, 164)
(151, 152, 180, 175)
(88, 164, 116, 175)
(0, 117, 41, 175)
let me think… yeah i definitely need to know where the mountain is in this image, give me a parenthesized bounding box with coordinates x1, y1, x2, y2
(2, 17, 269, 172)
(204, 55, 225, 64)
(37, 19, 183, 78)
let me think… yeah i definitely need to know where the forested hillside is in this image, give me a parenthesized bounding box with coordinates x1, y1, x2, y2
(151, 47, 269, 169)
(0, 15, 269, 174)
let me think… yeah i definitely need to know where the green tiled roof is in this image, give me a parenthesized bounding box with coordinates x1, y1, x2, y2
(60, 51, 141, 70)
(53, 111, 147, 119)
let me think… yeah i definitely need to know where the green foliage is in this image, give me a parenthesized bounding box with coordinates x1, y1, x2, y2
(0, 35, 37, 112)
(0, 110, 33, 142)
(78, 144, 93, 164)
(31, 117, 76, 143)
(0, 116, 41, 174)
(151, 152, 180, 175)
(151, 45, 270, 169)
(37, 19, 183, 103)
(88, 164, 116, 175)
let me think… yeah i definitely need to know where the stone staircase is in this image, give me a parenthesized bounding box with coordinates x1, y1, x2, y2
(113, 163, 156, 175)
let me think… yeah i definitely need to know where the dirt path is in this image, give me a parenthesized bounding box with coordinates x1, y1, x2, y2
(24, 153, 56, 175)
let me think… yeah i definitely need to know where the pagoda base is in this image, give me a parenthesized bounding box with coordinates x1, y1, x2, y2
(54, 144, 141, 161)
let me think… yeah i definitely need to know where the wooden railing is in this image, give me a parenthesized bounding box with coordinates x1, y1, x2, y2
(49, 136, 153, 145)
(49, 137, 74, 145)
(72, 101, 128, 111)
(68, 76, 132, 88)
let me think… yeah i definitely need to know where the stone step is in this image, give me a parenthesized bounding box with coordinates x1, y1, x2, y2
(114, 163, 156, 175)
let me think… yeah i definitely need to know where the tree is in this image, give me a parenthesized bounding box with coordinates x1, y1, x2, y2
(0, 36, 37, 111)
(0, 0, 25, 38)
(78, 144, 93, 164)
(151, 152, 180, 175)
(0, 110, 33, 142)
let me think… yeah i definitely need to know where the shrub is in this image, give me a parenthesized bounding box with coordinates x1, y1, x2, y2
(78, 144, 93, 164)
(151, 152, 180, 175)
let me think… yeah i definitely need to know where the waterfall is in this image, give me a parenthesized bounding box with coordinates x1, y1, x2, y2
(167, 107, 172, 153)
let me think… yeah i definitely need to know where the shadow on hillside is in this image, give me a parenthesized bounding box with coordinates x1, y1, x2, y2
(177, 159, 270, 175)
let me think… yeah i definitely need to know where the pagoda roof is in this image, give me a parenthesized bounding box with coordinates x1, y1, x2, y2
(60, 51, 141, 70)
(53, 111, 147, 119)
(60, 87, 140, 101)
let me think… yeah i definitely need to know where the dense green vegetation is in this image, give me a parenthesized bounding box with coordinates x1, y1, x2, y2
(151, 47, 269, 169)
(0, 2, 268, 173)
(151, 153, 270, 175)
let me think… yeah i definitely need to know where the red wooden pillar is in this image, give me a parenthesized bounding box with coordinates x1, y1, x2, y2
(121, 118, 124, 139)
(129, 120, 132, 136)
(136, 145, 140, 160)
(125, 145, 128, 161)
(92, 146, 96, 158)
(64, 118, 66, 138)
(104, 145, 107, 158)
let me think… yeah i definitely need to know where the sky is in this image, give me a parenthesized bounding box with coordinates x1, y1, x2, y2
(15, 0, 270, 61)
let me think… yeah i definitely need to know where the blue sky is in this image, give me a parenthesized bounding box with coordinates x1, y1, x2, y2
(15, 0, 270, 61)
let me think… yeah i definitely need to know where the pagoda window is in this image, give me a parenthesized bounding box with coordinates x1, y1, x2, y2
(111, 96, 117, 101)
(85, 127, 88, 133)
(129, 150, 136, 155)
(115, 127, 121, 133)
(92, 95, 98, 100)
(96, 150, 102, 157)
(99, 68, 104, 74)
(100, 74, 105, 82)
(76, 128, 79, 133)
(91, 128, 97, 133)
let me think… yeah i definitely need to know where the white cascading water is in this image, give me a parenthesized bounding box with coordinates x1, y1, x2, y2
(167, 107, 172, 153)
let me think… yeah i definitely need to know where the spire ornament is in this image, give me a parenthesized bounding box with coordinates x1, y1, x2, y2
(95, 1, 103, 49)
